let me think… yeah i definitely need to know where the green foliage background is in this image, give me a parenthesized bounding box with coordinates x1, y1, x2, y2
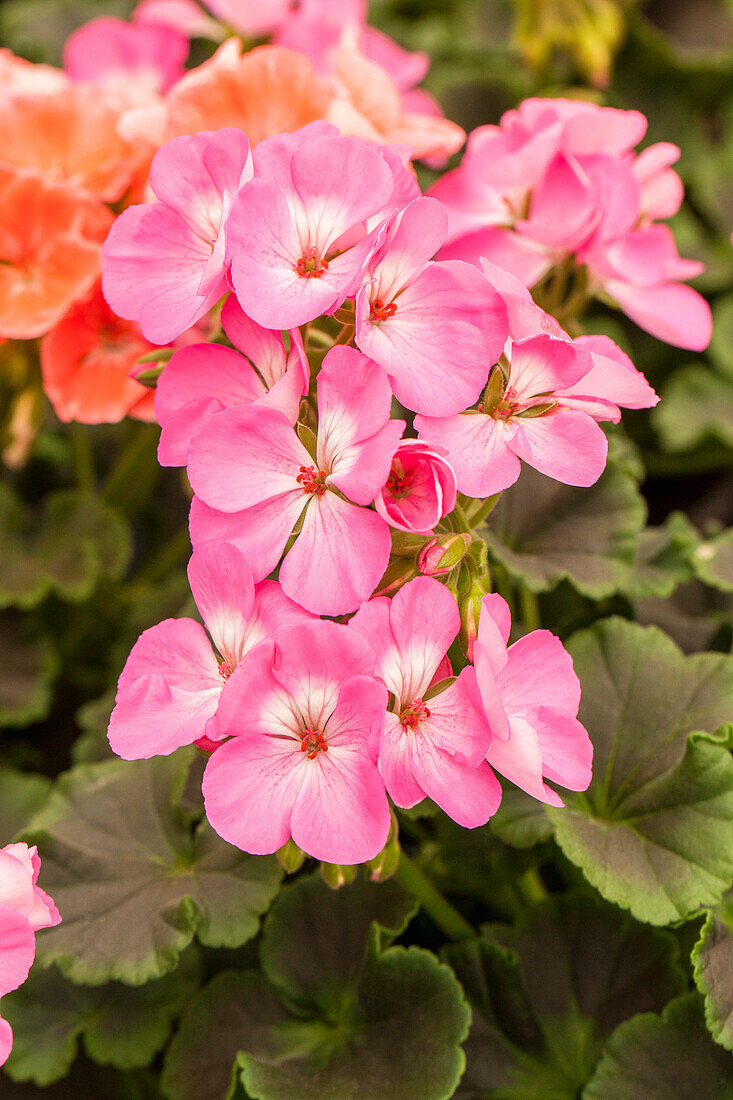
(1, 1, 732, 1097)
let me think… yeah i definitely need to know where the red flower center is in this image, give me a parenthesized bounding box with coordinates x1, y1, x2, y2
(387, 467, 412, 497)
(370, 297, 398, 323)
(300, 728, 328, 759)
(399, 698, 431, 730)
(294, 246, 329, 279)
(296, 464, 328, 495)
(218, 661, 234, 681)
(494, 386, 519, 420)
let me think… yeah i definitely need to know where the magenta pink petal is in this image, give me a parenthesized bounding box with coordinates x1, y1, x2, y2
(531, 706, 593, 791)
(379, 712, 427, 808)
(416, 412, 522, 498)
(280, 493, 391, 615)
(187, 405, 310, 513)
(509, 408, 608, 487)
(440, 228, 554, 288)
(189, 492, 305, 583)
(486, 715, 565, 807)
(421, 669, 493, 767)
(499, 629, 581, 716)
(0, 904, 36, 997)
(410, 741, 502, 827)
(108, 618, 222, 758)
(388, 577, 460, 698)
(509, 334, 592, 399)
(605, 280, 712, 352)
(187, 542, 255, 663)
(0, 1015, 12, 1067)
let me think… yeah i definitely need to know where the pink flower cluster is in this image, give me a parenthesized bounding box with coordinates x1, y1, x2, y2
(0, 843, 60, 1066)
(432, 98, 712, 351)
(100, 112, 677, 862)
(110, 556, 592, 863)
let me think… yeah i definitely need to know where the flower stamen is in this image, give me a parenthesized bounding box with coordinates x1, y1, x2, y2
(300, 728, 328, 759)
(296, 465, 328, 495)
(294, 246, 329, 279)
(399, 699, 431, 731)
(370, 297, 398, 324)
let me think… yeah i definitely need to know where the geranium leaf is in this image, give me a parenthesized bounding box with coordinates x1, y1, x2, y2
(693, 891, 733, 1051)
(447, 893, 686, 1099)
(2, 953, 200, 1085)
(489, 787, 553, 850)
(694, 530, 733, 592)
(583, 994, 733, 1099)
(0, 487, 131, 610)
(0, 612, 57, 729)
(25, 753, 283, 985)
(163, 874, 469, 1100)
(624, 512, 699, 599)
(481, 457, 645, 597)
(0, 767, 52, 839)
(548, 618, 733, 925)
(654, 364, 733, 453)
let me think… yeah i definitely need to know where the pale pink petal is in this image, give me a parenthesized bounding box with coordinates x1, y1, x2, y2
(102, 204, 223, 345)
(499, 629, 581, 716)
(388, 577, 459, 701)
(410, 742, 502, 827)
(605, 280, 712, 352)
(156, 343, 266, 466)
(108, 619, 222, 758)
(189, 493, 305, 583)
(220, 297, 289, 387)
(562, 335, 658, 411)
(150, 128, 251, 237)
(0, 1015, 13, 1067)
(64, 16, 188, 93)
(421, 668, 492, 766)
(531, 706, 593, 791)
(187, 405, 310, 512)
(509, 408, 608, 487)
(268, 622, 376, 725)
(0, 905, 36, 997)
(356, 260, 506, 416)
(509, 334, 591, 400)
(290, 676, 390, 864)
(378, 712, 427, 808)
(480, 592, 512, 646)
(202, 733, 304, 855)
(367, 197, 448, 302)
(486, 715, 564, 807)
(416, 412, 522, 498)
(187, 542, 255, 664)
(517, 153, 599, 251)
(439, 228, 554, 288)
(316, 346, 404, 504)
(280, 493, 391, 615)
(473, 641, 511, 743)
(0, 853, 36, 922)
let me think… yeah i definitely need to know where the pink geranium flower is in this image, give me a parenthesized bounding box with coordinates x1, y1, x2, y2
(202, 620, 391, 864)
(473, 594, 593, 805)
(416, 332, 607, 497)
(188, 345, 404, 615)
(0, 843, 60, 1067)
(156, 296, 309, 466)
(108, 541, 313, 759)
(354, 196, 509, 415)
(226, 125, 396, 330)
(102, 127, 252, 344)
(416, 260, 658, 497)
(63, 16, 188, 95)
(374, 439, 456, 534)
(350, 577, 501, 826)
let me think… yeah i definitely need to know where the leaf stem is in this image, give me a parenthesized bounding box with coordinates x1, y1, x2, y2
(395, 852, 474, 941)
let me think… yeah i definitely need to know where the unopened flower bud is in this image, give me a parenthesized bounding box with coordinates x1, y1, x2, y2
(458, 567, 492, 660)
(320, 862, 357, 890)
(276, 838, 306, 874)
(418, 533, 472, 578)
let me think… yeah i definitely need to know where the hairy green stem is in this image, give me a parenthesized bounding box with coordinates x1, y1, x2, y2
(395, 853, 474, 941)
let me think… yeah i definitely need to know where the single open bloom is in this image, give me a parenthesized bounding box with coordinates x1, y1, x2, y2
(203, 620, 391, 864)
(108, 541, 314, 759)
(350, 577, 501, 826)
(41, 283, 155, 424)
(156, 295, 309, 466)
(103, 127, 252, 344)
(226, 124, 396, 330)
(0, 166, 110, 340)
(472, 593, 593, 805)
(354, 196, 509, 416)
(188, 344, 404, 615)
